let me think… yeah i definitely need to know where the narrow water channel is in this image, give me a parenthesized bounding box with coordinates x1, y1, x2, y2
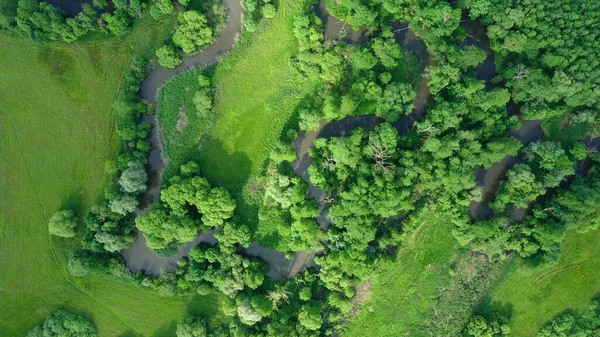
(462, 19, 544, 221)
(124, 3, 547, 278)
(124, 0, 330, 278)
(290, 18, 433, 226)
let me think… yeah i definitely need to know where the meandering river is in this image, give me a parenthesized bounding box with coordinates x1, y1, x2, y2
(118, 3, 543, 276)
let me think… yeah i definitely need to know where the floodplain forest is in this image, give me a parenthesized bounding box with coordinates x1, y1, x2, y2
(1, 0, 600, 336)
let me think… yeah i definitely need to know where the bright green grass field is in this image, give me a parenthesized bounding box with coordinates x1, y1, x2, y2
(486, 229, 600, 336)
(0, 19, 221, 337)
(157, 0, 319, 241)
(345, 209, 460, 337)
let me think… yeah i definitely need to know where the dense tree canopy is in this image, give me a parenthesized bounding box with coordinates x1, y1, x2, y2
(156, 45, 182, 69)
(135, 162, 236, 251)
(173, 11, 213, 54)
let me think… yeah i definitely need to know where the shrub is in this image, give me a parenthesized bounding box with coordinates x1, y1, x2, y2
(156, 45, 182, 69)
(48, 209, 78, 238)
(26, 309, 97, 337)
(262, 4, 276, 19)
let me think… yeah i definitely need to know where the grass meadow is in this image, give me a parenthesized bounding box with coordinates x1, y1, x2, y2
(157, 0, 320, 242)
(344, 208, 461, 337)
(483, 229, 600, 336)
(0, 17, 222, 337)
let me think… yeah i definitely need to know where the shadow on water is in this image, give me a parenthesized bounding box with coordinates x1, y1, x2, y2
(43, 0, 94, 16)
(290, 20, 433, 227)
(122, 230, 218, 276)
(468, 111, 544, 222)
(469, 156, 520, 221)
(123, 227, 317, 280)
(136, 115, 165, 214)
(243, 243, 317, 280)
(315, 0, 366, 44)
(125, 26, 317, 283)
(460, 18, 496, 87)
(461, 18, 545, 222)
(151, 320, 178, 337)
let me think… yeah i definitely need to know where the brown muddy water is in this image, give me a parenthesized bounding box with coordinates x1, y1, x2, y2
(315, 0, 366, 44)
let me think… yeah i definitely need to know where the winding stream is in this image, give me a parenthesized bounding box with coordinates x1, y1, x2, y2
(462, 19, 544, 221)
(124, 0, 322, 278)
(122, 3, 545, 277)
(291, 20, 434, 226)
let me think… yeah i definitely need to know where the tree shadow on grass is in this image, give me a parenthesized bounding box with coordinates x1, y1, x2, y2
(475, 297, 514, 320)
(197, 137, 252, 191)
(60, 189, 87, 218)
(186, 293, 222, 317)
(152, 320, 178, 337)
(118, 330, 143, 337)
(196, 137, 262, 230)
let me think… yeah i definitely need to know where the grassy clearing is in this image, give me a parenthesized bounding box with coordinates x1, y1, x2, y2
(157, 0, 320, 239)
(345, 209, 461, 337)
(483, 229, 600, 337)
(0, 18, 221, 337)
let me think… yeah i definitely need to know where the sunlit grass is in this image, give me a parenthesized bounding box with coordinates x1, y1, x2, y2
(485, 229, 600, 337)
(0, 18, 221, 337)
(345, 208, 460, 337)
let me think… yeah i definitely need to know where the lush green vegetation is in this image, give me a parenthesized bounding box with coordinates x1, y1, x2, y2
(157, 0, 320, 244)
(344, 208, 459, 336)
(27, 309, 98, 337)
(0, 18, 225, 337)
(486, 228, 600, 336)
(4, 0, 600, 335)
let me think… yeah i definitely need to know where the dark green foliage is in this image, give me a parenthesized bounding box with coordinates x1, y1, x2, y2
(465, 313, 510, 337)
(26, 309, 97, 337)
(68, 250, 113, 276)
(472, 0, 600, 125)
(176, 316, 208, 337)
(376, 81, 415, 121)
(119, 160, 148, 193)
(492, 141, 575, 212)
(83, 203, 136, 253)
(135, 162, 235, 250)
(10, 0, 147, 42)
(193, 87, 213, 119)
(149, 0, 173, 19)
(103, 10, 132, 36)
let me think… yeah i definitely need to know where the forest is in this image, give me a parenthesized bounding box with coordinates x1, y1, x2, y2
(1, 0, 600, 336)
